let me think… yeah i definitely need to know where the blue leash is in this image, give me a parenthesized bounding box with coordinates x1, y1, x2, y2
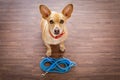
(40, 57, 76, 76)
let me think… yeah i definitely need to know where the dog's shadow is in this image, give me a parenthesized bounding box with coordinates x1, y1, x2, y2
(50, 45, 64, 58)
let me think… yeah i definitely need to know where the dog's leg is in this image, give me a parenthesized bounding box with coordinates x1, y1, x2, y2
(45, 44, 51, 57)
(60, 42, 65, 52)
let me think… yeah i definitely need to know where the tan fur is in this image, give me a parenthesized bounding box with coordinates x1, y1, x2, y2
(39, 4, 73, 56)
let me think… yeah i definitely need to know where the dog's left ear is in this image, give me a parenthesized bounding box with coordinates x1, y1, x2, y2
(62, 4, 73, 18)
(39, 5, 51, 19)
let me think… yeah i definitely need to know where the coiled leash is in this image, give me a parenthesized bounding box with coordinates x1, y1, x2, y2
(40, 57, 76, 77)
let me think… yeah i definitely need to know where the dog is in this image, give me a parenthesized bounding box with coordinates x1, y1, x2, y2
(39, 4, 73, 57)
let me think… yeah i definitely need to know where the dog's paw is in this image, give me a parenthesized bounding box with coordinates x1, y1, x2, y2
(60, 47, 65, 53)
(46, 51, 51, 57)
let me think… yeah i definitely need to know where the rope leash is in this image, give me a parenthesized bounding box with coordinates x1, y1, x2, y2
(40, 57, 76, 77)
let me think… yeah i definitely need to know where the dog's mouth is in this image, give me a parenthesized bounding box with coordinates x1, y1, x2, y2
(49, 29, 64, 39)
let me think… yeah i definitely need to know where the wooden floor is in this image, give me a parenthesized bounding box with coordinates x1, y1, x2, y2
(0, 0, 120, 80)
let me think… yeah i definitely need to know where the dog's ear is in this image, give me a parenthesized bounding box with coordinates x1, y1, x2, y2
(39, 5, 51, 19)
(62, 4, 73, 18)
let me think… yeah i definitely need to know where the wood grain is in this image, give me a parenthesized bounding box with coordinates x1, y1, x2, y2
(0, 0, 120, 80)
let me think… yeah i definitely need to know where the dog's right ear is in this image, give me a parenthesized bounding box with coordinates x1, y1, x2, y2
(39, 5, 51, 19)
(62, 4, 73, 18)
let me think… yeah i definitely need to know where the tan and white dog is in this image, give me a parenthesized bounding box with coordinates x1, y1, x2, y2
(39, 4, 73, 57)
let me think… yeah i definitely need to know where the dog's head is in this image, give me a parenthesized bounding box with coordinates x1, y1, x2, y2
(39, 4, 73, 36)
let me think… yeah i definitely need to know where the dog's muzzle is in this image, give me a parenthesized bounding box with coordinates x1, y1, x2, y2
(54, 27, 60, 35)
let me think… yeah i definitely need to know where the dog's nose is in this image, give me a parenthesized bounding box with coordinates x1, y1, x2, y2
(54, 29, 60, 35)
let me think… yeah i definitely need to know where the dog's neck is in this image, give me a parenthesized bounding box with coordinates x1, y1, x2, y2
(49, 30, 65, 39)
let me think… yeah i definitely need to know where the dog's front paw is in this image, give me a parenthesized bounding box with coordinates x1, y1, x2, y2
(46, 50, 51, 57)
(60, 46, 65, 53)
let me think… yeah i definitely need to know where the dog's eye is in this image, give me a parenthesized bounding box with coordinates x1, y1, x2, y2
(49, 20, 54, 24)
(60, 20, 64, 24)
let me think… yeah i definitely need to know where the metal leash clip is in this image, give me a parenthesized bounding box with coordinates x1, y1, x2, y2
(41, 72, 48, 77)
